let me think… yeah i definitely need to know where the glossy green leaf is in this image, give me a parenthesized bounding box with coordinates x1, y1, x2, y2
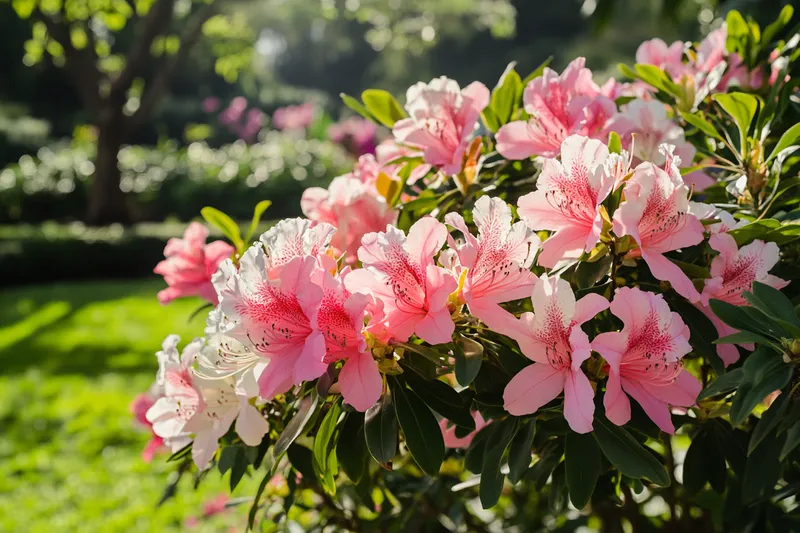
(679, 111, 723, 140)
(401, 370, 475, 430)
(593, 417, 669, 486)
(364, 393, 398, 466)
(731, 347, 794, 426)
(698, 368, 744, 401)
(752, 281, 800, 329)
(243, 200, 272, 244)
(201, 206, 243, 251)
(749, 392, 789, 455)
(480, 418, 517, 508)
(390, 377, 445, 476)
(522, 56, 553, 86)
(725, 10, 752, 61)
(507, 420, 535, 483)
(490, 63, 523, 127)
(274, 390, 319, 457)
(313, 398, 342, 495)
(565, 432, 601, 509)
(742, 433, 784, 503)
(340, 92, 374, 122)
(714, 331, 774, 345)
(712, 92, 759, 150)
(608, 131, 622, 154)
(767, 122, 800, 162)
(454, 335, 484, 387)
(361, 89, 406, 128)
(780, 420, 800, 460)
(337, 412, 368, 483)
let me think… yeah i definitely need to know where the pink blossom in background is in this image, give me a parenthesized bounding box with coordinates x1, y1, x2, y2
(154, 222, 235, 306)
(202, 97, 221, 114)
(344, 217, 458, 345)
(636, 38, 688, 79)
(440, 412, 489, 448)
(696, 233, 788, 366)
(517, 135, 613, 268)
(301, 174, 398, 264)
(495, 58, 618, 159)
(145, 335, 202, 453)
(311, 271, 382, 411)
(593, 287, 701, 434)
(329, 117, 378, 156)
(184, 494, 231, 528)
(393, 77, 490, 175)
(130, 392, 164, 462)
(273, 102, 316, 130)
(498, 275, 609, 433)
(613, 153, 705, 302)
(219, 97, 248, 126)
(693, 27, 764, 92)
(239, 108, 265, 143)
(444, 196, 540, 324)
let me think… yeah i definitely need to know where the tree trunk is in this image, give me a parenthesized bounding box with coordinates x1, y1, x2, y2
(86, 116, 129, 225)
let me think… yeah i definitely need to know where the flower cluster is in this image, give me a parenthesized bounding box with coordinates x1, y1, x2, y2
(144, 14, 798, 529)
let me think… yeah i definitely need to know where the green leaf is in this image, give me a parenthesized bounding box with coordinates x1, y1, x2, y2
(286, 444, 315, 480)
(725, 10, 752, 62)
(490, 63, 523, 127)
(549, 462, 568, 513)
(243, 200, 272, 244)
(337, 413, 368, 482)
(565, 432, 602, 509)
(761, 5, 794, 50)
(742, 432, 784, 503)
(313, 398, 342, 495)
(749, 392, 789, 455)
(618, 62, 638, 80)
(712, 92, 759, 150)
(522, 56, 553, 86)
(364, 393, 398, 466)
(683, 431, 709, 494)
(752, 281, 800, 329)
(247, 454, 279, 530)
(481, 106, 501, 133)
(608, 131, 622, 154)
(714, 331, 774, 345)
(340, 93, 374, 122)
(361, 89, 406, 128)
(709, 298, 773, 337)
(390, 377, 445, 476)
(218, 445, 238, 474)
(229, 447, 248, 492)
(274, 390, 319, 457)
(507, 420, 536, 483)
(593, 417, 670, 486)
(201, 206, 243, 251)
(679, 111, 723, 141)
(729, 219, 782, 246)
(401, 370, 475, 430)
(480, 418, 517, 508)
(671, 298, 724, 374)
(454, 335, 484, 387)
(730, 347, 794, 426)
(780, 420, 800, 460)
(634, 64, 680, 97)
(767, 122, 800, 162)
(464, 425, 491, 474)
(698, 368, 744, 401)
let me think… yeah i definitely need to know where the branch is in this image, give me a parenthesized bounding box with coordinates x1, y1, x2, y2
(35, 11, 105, 116)
(130, 4, 216, 127)
(112, 0, 177, 93)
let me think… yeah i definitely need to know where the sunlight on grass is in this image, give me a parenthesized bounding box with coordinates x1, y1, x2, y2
(0, 279, 260, 532)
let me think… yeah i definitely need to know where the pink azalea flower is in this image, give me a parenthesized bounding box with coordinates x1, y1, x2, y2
(301, 175, 398, 263)
(154, 222, 235, 306)
(498, 275, 609, 433)
(130, 392, 164, 462)
(185, 356, 270, 469)
(393, 77, 490, 175)
(202, 97, 221, 114)
(439, 411, 489, 448)
(495, 58, 617, 159)
(375, 139, 432, 185)
(613, 152, 706, 302)
(272, 102, 316, 130)
(145, 335, 202, 453)
(444, 195, 540, 323)
(258, 218, 337, 277)
(696, 233, 788, 366)
(694, 27, 763, 92)
(593, 287, 702, 434)
(310, 271, 382, 411)
(615, 99, 695, 167)
(344, 217, 458, 345)
(517, 135, 613, 268)
(636, 38, 688, 79)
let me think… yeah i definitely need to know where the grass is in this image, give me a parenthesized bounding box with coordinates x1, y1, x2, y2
(0, 279, 262, 532)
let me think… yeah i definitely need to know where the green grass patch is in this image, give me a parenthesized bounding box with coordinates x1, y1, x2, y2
(0, 279, 262, 532)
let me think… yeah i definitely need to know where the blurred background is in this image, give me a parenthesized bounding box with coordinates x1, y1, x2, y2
(0, 0, 788, 531)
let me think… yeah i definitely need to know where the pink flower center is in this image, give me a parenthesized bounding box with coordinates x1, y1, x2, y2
(165, 369, 201, 421)
(317, 290, 360, 363)
(638, 183, 688, 246)
(544, 161, 599, 225)
(535, 304, 575, 372)
(717, 254, 763, 305)
(620, 312, 682, 386)
(237, 284, 312, 354)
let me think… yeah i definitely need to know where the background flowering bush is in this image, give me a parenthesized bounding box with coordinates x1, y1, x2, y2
(142, 8, 800, 532)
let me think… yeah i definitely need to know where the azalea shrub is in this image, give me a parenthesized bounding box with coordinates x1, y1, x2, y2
(140, 9, 800, 533)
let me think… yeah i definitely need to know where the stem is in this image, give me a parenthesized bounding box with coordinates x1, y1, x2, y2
(610, 240, 619, 295)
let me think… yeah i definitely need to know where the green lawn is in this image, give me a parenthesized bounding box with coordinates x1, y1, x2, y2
(0, 279, 261, 532)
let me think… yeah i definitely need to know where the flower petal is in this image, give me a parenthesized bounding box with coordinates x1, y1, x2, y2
(503, 363, 565, 416)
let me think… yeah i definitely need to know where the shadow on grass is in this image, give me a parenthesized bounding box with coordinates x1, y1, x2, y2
(0, 278, 207, 376)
